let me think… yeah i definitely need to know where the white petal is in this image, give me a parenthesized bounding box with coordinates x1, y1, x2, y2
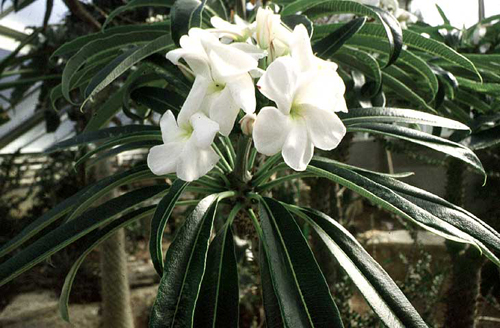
(230, 42, 267, 60)
(302, 104, 346, 150)
(159, 110, 183, 144)
(249, 68, 265, 79)
(291, 24, 315, 72)
(177, 137, 219, 181)
(190, 112, 219, 149)
(294, 70, 347, 113)
(253, 106, 290, 156)
(227, 74, 256, 114)
(209, 86, 240, 136)
(202, 40, 257, 80)
(147, 143, 183, 176)
(177, 76, 210, 127)
(282, 120, 314, 171)
(257, 56, 297, 115)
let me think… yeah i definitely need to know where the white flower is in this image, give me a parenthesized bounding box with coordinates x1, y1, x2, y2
(255, 7, 293, 62)
(166, 28, 258, 136)
(290, 24, 339, 73)
(210, 15, 255, 43)
(253, 55, 347, 171)
(147, 110, 220, 182)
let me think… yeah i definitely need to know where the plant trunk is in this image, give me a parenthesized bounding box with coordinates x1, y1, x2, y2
(444, 159, 483, 328)
(95, 160, 135, 328)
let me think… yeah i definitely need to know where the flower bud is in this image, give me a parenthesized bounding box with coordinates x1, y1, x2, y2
(239, 113, 256, 136)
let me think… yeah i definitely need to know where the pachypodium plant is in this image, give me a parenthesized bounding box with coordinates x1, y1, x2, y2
(1, 1, 500, 327)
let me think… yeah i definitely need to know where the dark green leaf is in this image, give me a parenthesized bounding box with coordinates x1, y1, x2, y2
(339, 107, 470, 130)
(194, 224, 239, 328)
(45, 125, 159, 153)
(313, 17, 367, 58)
(59, 205, 156, 321)
(259, 197, 344, 328)
(150, 179, 189, 276)
(149, 194, 220, 327)
(281, 14, 313, 37)
(296, 207, 427, 328)
(83, 35, 174, 101)
(347, 123, 484, 176)
(103, 0, 175, 30)
(170, 0, 204, 46)
(0, 185, 167, 286)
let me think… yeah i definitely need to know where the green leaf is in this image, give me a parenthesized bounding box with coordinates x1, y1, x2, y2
(287, 0, 402, 66)
(295, 207, 427, 328)
(347, 123, 484, 176)
(306, 161, 500, 266)
(61, 31, 167, 104)
(194, 223, 239, 327)
(258, 197, 344, 328)
(456, 76, 500, 95)
(332, 47, 382, 96)
(361, 172, 500, 255)
(455, 89, 490, 113)
(313, 17, 367, 58)
(59, 205, 156, 322)
(435, 4, 450, 25)
(0, 185, 168, 286)
(103, 0, 175, 30)
(170, 0, 205, 46)
(0, 28, 40, 75)
(42, 0, 53, 29)
(150, 179, 189, 276)
(281, 14, 314, 37)
(259, 243, 284, 328)
(64, 165, 155, 224)
(83, 34, 174, 102)
(45, 125, 159, 153)
(339, 107, 470, 130)
(149, 193, 220, 327)
(52, 23, 170, 58)
(381, 70, 436, 113)
(85, 141, 159, 168)
(0, 75, 61, 91)
(131, 86, 184, 115)
(0, 183, 94, 258)
(464, 126, 500, 150)
(316, 23, 481, 80)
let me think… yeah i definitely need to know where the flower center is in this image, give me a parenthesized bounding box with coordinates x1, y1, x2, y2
(180, 124, 194, 139)
(290, 103, 304, 119)
(207, 81, 226, 95)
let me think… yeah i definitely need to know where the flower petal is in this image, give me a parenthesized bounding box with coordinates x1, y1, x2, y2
(227, 74, 256, 114)
(147, 143, 183, 176)
(177, 76, 210, 127)
(204, 41, 257, 80)
(302, 104, 346, 150)
(230, 42, 267, 61)
(177, 137, 219, 181)
(253, 106, 290, 156)
(209, 86, 240, 136)
(282, 120, 314, 171)
(190, 112, 219, 149)
(159, 110, 183, 144)
(294, 70, 347, 113)
(291, 24, 315, 72)
(257, 56, 297, 115)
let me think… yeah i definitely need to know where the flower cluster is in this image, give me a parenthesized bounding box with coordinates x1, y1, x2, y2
(147, 7, 347, 181)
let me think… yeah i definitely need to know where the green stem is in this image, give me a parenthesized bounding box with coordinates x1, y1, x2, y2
(186, 186, 224, 194)
(220, 136, 237, 167)
(234, 135, 253, 183)
(248, 147, 257, 171)
(212, 143, 233, 173)
(256, 173, 315, 192)
(252, 162, 289, 187)
(253, 153, 283, 181)
(196, 177, 224, 190)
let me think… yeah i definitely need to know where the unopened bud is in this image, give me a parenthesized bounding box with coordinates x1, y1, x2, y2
(239, 113, 256, 136)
